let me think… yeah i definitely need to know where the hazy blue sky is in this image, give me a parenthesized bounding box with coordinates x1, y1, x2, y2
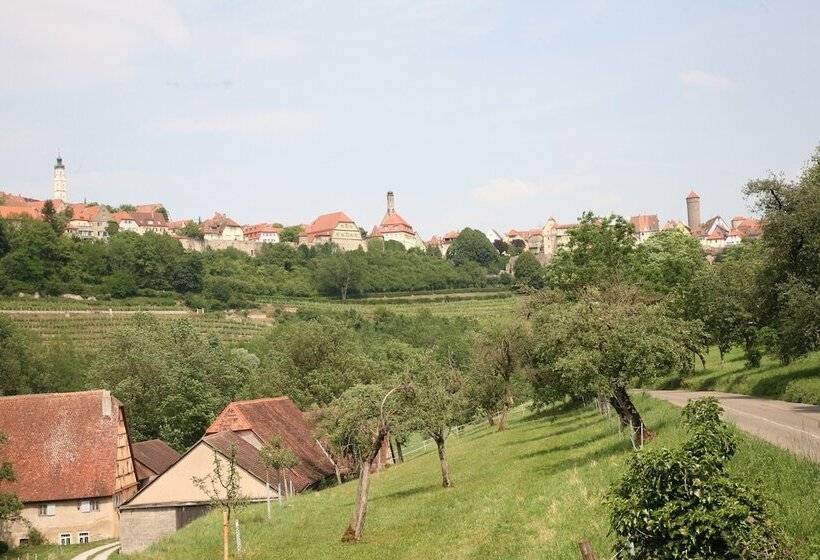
(1, 1, 818, 237)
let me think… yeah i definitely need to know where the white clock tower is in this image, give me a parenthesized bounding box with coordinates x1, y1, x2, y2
(53, 154, 68, 202)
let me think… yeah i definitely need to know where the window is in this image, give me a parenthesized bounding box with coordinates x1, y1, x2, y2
(59, 533, 71, 546)
(78, 532, 89, 544)
(18, 538, 29, 546)
(78, 499, 100, 512)
(39, 503, 56, 516)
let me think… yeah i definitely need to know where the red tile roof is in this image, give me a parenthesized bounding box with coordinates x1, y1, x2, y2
(0, 206, 41, 219)
(201, 431, 277, 487)
(686, 190, 700, 199)
(0, 390, 135, 502)
(370, 212, 415, 237)
(303, 212, 355, 236)
(243, 223, 282, 237)
(201, 213, 241, 235)
(115, 211, 169, 227)
(132, 439, 181, 481)
(630, 214, 660, 233)
(205, 397, 337, 489)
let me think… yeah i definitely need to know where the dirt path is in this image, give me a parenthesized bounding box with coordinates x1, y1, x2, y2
(646, 390, 820, 463)
(70, 541, 119, 560)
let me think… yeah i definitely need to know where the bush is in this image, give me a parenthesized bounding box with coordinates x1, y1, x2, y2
(609, 398, 793, 559)
(0, 541, 7, 554)
(105, 271, 139, 298)
(26, 527, 46, 546)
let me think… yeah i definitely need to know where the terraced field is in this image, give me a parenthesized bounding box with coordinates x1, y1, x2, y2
(7, 312, 270, 350)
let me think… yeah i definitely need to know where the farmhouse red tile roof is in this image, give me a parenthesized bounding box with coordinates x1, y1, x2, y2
(115, 211, 168, 227)
(243, 223, 282, 234)
(0, 390, 133, 502)
(205, 397, 337, 488)
(630, 214, 660, 233)
(200, 431, 285, 487)
(132, 439, 181, 481)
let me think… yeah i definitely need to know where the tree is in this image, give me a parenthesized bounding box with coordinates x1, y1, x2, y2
(609, 398, 793, 559)
(513, 251, 544, 289)
(178, 221, 204, 240)
(0, 432, 23, 538)
(400, 352, 466, 487)
(192, 445, 247, 560)
(635, 230, 707, 294)
(279, 225, 303, 243)
(470, 320, 532, 431)
(314, 250, 365, 300)
(744, 146, 820, 362)
(531, 285, 701, 447)
(258, 436, 299, 513)
(0, 316, 47, 395)
(155, 206, 169, 220)
(446, 228, 499, 270)
(544, 212, 636, 293)
(320, 383, 402, 542)
(0, 219, 9, 258)
(105, 221, 119, 236)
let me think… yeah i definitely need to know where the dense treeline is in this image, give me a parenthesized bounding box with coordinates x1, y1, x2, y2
(0, 220, 509, 307)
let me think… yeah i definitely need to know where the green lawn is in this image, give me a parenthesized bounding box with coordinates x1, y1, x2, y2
(127, 395, 820, 560)
(652, 347, 820, 404)
(1, 539, 114, 559)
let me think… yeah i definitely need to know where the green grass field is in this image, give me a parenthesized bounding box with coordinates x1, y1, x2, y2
(128, 395, 820, 560)
(653, 347, 820, 405)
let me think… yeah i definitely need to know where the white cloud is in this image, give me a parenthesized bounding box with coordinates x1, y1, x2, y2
(679, 69, 735, 91)
(0, 0, 191, 90)
(471, 178, 574, 205)
(238, 34, 302, 61)
(145, 109, 316, 136)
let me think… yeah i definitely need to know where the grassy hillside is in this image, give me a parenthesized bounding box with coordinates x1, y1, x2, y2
(128, 395, 820, 560)
(653, 347, 820, 405)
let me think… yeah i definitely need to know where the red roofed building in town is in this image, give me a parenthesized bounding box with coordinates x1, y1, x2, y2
(629, 214, 660, 243)
(114, 211, 169, 235)
(505, 228, 544, 253)
(368, 191, 425, 250)
(299, 211, 364, 251)
(65, 204, 113, 239)
(201, 212, 244, 241)
(0, 390, 138, 547)
(242, 223, 282, 243)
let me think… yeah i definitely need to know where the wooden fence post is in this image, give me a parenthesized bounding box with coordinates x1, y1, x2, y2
(579, 539, 598, 560)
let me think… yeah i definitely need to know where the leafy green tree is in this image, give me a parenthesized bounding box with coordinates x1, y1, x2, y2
(635, 230, 707, 294)
(544, 212, 636, 293)
(610, 398, 793, 559)
(320, 383, 403, 542)
(155, 206, 169, 220)
(88, 315, 257, 450)
(470, 320, 532, 431)
(744, 146, 820, 362)
(105, 271, 138, 298)
(105, 221, 119, 236)
(279, 225, 302, 243)
(314, 250, 366, 300)
(446, 228, 499, 270)
(178, 221, 203, 239)
(40, 199, 71, 234)
(259, 436, 299, 509)
(0, 219, 73, 294)
(172, 252, 204, 293)
(0, 431, 23, 536)
(531, 285, 701, 446)
(400, 351, 466, 487)
(0, 219, 9, 258)
(513, 251, 544, 289)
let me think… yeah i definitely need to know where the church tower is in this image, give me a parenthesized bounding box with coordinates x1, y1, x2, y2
(53, 154, 68, 203)
(386, 191, 396, 215)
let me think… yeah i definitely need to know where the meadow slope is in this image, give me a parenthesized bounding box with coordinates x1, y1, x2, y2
(128, 395, 820, 560)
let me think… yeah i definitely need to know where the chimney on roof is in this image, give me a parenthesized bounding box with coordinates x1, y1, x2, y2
(386, 191, 395, 215)
(101, 390, 112, 418)
(686, 190, 701, 230)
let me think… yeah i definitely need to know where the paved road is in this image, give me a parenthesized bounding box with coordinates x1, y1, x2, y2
(646, 390, 820, 463)
(70, 541, 119, 560)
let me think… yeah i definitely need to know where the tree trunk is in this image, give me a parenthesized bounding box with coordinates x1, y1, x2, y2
(434, 435, 452, 488)
(222, 509, 229, 560)
(609, 384, 653, 447)
(486, 412, 495, 427)
(342, 430, 387, 542)
(389, 438, 398, 464)
(498, 384, 513, 431)
(342, 459, 372, 542)
(396, 439, 404, 463)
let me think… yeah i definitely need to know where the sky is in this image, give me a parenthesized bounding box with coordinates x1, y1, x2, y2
(1, 1, 819, 238)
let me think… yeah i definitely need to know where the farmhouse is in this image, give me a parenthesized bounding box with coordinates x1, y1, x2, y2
(0, 391, 138, 548)
(114, 211, 170, 235)
(65, 204, 113, 239)
(242, 223, 282, 243)
(201, 212, 244, 241)
(299, 211, 365, 251)
(629, 214, 660, 243)
(119, 397, 340, 554)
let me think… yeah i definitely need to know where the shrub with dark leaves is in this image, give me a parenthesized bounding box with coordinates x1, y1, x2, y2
(609, 398, 792, 559)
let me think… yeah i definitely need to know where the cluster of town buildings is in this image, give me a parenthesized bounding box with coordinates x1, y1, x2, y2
(0, 390, 394, 553)
(0, 156, 761, 259)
